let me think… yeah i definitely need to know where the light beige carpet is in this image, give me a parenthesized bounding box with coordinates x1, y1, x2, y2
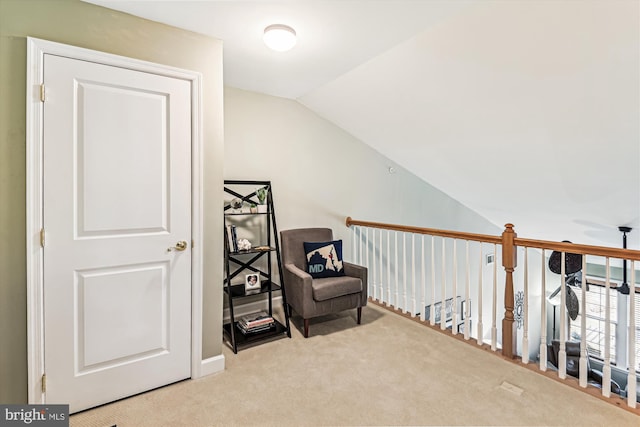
(71, 303, 638, 426)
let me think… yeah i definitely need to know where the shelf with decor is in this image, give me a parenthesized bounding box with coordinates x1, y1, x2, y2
(222, 180, 290, 353)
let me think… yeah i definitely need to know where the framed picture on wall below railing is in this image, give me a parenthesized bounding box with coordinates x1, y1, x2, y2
(425, 296, 461, 324)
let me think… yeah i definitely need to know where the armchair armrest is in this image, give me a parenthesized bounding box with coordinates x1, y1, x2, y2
(284, 262, 313, 282)
(344, 261, 368, 303)
(283, 263, 314, 316)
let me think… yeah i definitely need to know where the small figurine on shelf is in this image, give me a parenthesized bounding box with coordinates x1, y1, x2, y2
(230, 197, 243, 213)
(237, 238, 252, 251)
(256, 186, 268, 213)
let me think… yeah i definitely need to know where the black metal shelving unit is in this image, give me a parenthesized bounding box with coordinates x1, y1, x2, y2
(223, 180, 290, 353)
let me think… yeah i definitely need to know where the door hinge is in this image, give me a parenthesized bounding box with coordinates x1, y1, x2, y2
(41, 373, 46, 393)
(40, 228, 45, 248)
(40, 84, 46, 102)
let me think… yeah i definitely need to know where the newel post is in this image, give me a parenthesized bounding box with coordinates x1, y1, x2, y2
(502, 223, 517, 359)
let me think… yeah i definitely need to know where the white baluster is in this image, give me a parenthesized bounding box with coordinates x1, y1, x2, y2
(352, 225, 356, 266)
(540, 249, 547, 371)
(522, 247, 529, 364)
(372, 228, 377, 301)
(430, 236, 436, 326)
(464, 240, 470, 340)
(579, 255, 588, 388)
(477, 243, 484, 346)
(452, 239, 458, 331)
(412, 233, 417, 316)
(628, 260, 637, 408)
(441, 238, 447, 330)
(603, 257, 612, 398)
(359, 226, 363, 267)
(403, 232, 408, 313)
(421, 235, 426, 322)
(559, 251, 567, 379)
(379, 229, 384, 306)
(365, 228, 370, 296)
(387, 230, 391, 306)
(491, 243, 497, 351)
(395, 231, 399, 309)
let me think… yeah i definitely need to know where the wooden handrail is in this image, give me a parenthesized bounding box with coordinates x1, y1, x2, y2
(345, 217, 502, 245)
(345, 217, 640, 261)
(515, 237, 640, 261)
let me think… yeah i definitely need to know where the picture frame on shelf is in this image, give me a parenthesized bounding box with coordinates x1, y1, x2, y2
(245, 273, 261, 293)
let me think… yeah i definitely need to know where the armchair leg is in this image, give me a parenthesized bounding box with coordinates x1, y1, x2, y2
(357, 307, 362, 324)
(303, 319, 309, 338)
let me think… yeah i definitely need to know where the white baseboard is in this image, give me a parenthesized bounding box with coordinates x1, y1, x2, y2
(223, 295, 283, 322)
(199, 354, 225, 377)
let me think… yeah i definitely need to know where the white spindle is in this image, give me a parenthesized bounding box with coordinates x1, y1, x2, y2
(365, 228, 371, 296)
(540, 249, 547, 371)
(579, 254, 588, 388)
(627, 260, 637, 408)
(441, 238, 447, 330)
(372, 228, 377, 301)
(394, 231, 399, 309)
(522, 247, 529, 364)
(352, 225, 356, 266)
(421, 235, 426, 322)
(452, 239, 458, 331)
(603, 257, 612, 398)
(559, 251, 567, 379)
(387, 230, 391, 306)
(477, 243, 484, 346)
(464, 240, 470, 340)
(491, 244, 497, 351)
(378, 229, 384, 302)
(359, 226, 363, 267)
(430, 236, 436, 326)
(403, 232, 408, 313)
(412, 233, 417, 315)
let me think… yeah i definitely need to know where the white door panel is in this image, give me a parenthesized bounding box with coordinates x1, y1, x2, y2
(78, 80, 168, 236)
(43, 54, 192, 413)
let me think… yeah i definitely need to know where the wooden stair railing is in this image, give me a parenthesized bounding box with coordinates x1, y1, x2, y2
(346, 217, 640, 359)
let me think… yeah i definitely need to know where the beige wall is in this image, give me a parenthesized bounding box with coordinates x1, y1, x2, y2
(223, 87, 501, 241)
(0, 0, 224, 403)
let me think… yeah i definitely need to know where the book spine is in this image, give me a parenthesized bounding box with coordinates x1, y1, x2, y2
(231, 225, 238, 252)
(226, 225, 234, 252)
(242, 318, 274, 328)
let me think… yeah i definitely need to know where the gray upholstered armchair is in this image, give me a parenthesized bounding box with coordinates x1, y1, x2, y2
(280, 228, 368, 338)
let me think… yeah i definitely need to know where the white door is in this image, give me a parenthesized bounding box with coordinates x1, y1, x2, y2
(42, 54, 192, 413)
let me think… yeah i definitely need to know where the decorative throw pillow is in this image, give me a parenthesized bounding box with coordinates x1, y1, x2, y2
(303, 240, 345, 278)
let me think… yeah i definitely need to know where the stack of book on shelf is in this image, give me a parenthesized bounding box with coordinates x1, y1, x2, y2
(237, 311, 275, 334)
(226, 224, 238, 252)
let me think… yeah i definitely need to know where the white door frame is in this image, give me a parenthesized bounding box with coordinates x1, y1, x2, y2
(26, 37, 205, 404)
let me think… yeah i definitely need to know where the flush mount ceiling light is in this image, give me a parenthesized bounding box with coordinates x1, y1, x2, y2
(263, 24, 297, 52)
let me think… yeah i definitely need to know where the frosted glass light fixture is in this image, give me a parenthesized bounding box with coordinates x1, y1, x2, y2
(263, 24, 297, 52)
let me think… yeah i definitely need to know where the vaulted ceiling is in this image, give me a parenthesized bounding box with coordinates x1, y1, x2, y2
(84, 0, 640, 250)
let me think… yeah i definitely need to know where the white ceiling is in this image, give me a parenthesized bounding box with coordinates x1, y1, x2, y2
(83, 0, 640, 250)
